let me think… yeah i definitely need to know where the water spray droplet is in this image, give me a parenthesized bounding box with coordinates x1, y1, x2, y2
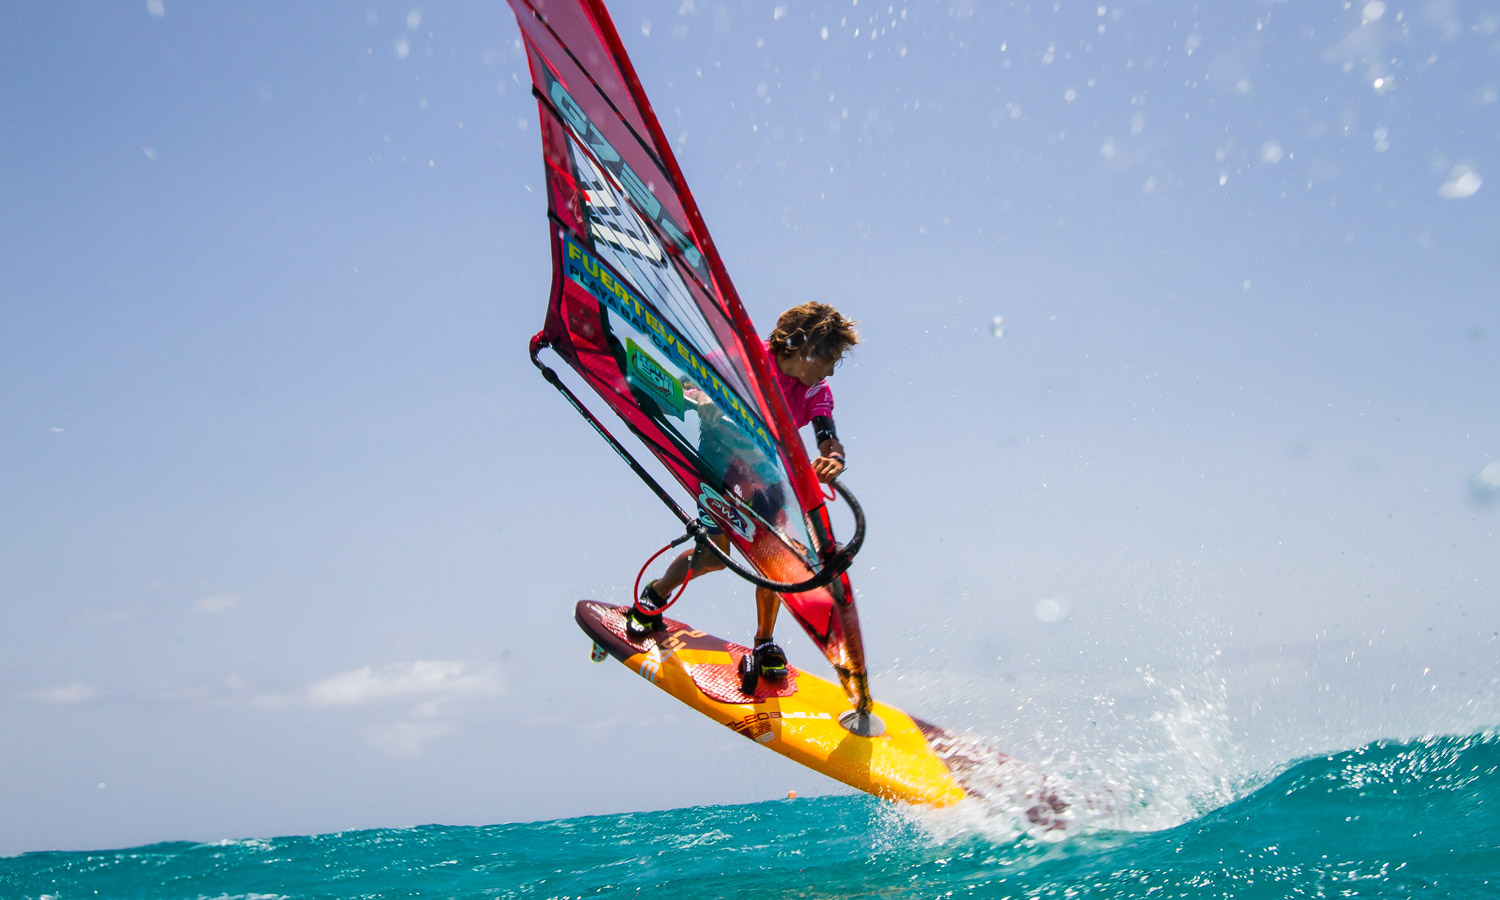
(1440, 165, 1482, 199)
(1472, 461, 1500, 504)
(1035, 596, 1069, 623)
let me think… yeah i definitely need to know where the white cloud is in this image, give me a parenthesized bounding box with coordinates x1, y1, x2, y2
(195, 594, 239, 614)
(20, 683, 107, 705)
(249, 660, 503, 756)
(303, 660, 502, 708)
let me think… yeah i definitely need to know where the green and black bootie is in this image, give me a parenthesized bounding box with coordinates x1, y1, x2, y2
(625, 581, 667, 639)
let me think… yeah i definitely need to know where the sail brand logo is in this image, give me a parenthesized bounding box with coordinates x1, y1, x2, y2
(626, 338, 686, 419)
(545, 75, 705, 276)
(570, 142, 668, 268)
(564, 236, 775, 457)
(698, 484, 756, 541)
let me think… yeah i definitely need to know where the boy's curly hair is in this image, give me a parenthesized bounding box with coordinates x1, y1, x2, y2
(767, 302, 860, 361)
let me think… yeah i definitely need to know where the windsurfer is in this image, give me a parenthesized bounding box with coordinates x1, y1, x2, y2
(626, 302, 860, 680)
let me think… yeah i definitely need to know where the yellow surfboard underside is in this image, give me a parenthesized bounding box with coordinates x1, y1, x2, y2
(577, 600, 966, 807)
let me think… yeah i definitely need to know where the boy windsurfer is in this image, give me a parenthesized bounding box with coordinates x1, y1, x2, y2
(624, 302, 860, 681)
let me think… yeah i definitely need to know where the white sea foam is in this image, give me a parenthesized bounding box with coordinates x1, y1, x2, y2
(199, 837, 274, 851)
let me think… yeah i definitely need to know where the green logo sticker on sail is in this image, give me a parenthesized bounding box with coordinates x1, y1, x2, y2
(626, 338, 686, 419)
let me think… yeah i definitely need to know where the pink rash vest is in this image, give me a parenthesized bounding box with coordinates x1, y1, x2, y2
(765, 341, 834, 430)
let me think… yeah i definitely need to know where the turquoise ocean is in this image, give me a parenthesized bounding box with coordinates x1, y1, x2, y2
(3, 732, 1496, 899)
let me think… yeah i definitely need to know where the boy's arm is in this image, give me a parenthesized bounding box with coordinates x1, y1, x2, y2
(811, 419, 845, 482)
(811, 443, 845, 482)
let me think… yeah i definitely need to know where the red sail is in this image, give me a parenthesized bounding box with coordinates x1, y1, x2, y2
(509, 0, 867, 696)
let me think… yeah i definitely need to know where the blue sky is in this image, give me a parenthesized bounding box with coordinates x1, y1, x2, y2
(1, 1, 1496, 855)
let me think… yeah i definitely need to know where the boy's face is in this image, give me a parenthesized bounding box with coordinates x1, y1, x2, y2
(781, 350, 843, 387)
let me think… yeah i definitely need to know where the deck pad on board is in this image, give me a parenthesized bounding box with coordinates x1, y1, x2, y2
(582, 601, 800, 702)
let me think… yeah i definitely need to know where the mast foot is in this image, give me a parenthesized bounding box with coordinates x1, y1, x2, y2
(839, 709, 886, 737)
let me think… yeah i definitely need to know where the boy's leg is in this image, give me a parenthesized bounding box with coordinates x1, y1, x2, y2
(754, 587, 781, 642)
(651, 533, 729, 597)
(747, 591, 786, 675)
(629, 533, 730, 640)
(752, 588, 788, 678)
